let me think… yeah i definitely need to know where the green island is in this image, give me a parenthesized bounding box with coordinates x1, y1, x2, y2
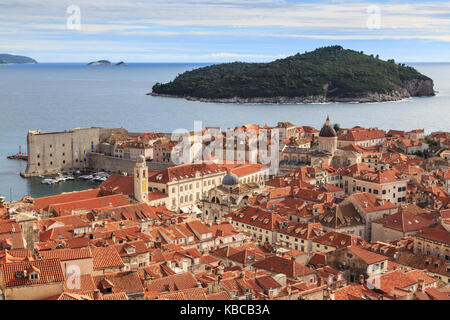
(150, 46, 435, 103)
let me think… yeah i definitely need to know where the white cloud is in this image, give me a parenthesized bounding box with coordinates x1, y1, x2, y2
(1, 0, 450, 61)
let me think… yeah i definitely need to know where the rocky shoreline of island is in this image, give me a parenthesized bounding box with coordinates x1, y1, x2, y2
(148, 78, 435, 104)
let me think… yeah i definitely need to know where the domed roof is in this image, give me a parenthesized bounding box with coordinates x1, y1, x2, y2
(222, 173, 239, 186)
(136, 155, 146, 163)
(319, 115, 337, 138)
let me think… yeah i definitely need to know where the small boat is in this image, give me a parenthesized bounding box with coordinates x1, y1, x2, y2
(41, 178, 56, 185)
(65, 176, 75, 181)
(92, 175, 103, 182)
(79, 174, 93, 180)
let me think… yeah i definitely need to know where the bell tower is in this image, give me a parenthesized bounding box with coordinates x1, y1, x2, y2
(134, 155, 148, 203)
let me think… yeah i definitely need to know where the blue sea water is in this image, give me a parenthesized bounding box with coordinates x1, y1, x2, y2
(0, 62, 449, 201)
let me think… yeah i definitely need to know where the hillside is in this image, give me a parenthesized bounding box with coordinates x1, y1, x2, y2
(0, 54, 37, 64)
(150, 46, 434, 103)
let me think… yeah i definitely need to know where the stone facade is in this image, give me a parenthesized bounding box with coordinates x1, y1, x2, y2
(25, 127, 128, 177)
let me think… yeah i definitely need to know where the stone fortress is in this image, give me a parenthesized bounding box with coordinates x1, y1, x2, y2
(24, 127, 127, 177)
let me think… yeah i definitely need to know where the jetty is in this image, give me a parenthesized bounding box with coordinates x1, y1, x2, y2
(7, 145, 28, 161)
(7, 153, 28, 161)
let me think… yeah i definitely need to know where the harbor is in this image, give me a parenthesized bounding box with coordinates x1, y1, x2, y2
(39, 171, 110, 185)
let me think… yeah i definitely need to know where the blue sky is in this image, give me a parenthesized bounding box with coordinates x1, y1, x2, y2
(1, 0, 450, 62)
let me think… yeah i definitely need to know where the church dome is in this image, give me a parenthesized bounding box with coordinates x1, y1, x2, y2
(319, 116, 337, 138)
(222, 173, 239, 186)
(136, 155, 146, 163)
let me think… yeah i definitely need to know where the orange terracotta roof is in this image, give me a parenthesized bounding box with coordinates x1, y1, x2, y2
(348, 246, 388, 265)
(39, 248, 92, 261)
(50, 194, 129, 215)
(32, 188, 101, 211)
(252, 256, 315, 278)
(0, 258, 65, 287)
(91, 246, 124, 270)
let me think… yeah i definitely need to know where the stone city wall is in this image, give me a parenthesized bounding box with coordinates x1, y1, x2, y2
(87, 152, 173, 175)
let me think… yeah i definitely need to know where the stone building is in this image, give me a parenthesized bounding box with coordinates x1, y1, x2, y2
(25, 127, 127, 177)
(327, 246, 388, 283)
(201, 172, 265, 222)
(148, 163, 226, 212)
(0, 258, 65, 300)
(278, 116, 361, 173)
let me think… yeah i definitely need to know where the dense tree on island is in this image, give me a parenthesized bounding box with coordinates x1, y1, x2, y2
(151, 46, 434, 103)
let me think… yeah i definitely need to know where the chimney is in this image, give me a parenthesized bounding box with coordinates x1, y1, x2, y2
(359, 274, 365, 285)
(111, 232, 116, 243)
(268, 288, 274, 300)
(287, 284, 292, 296)
(418, 278, 425, 292)
(93, 289, 101, 300)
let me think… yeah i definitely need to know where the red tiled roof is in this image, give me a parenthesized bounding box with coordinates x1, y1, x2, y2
(229, 206, 287, 231)
(100, 175, 134, 196)
(252, 256, 315, 278)
(0, 258, 65, 287)
(32, 188, 101, 211)
(39, 248, 92, 261)
(91, 246, 124, 270)
(50, 194, 129, 215)
(149, 163, 225, 184)
(230, 163, 267, 177)
(145, 272, 198, 292)
(0, 220, 22, 234)
(415, 225, 450, 245)
(373, 209, 433, 233)
(351, 192, 397, 212)
(339, 128, 386, 142)
(348, 246, 387, 265)
(93, 271, 144, 295)
(313, 231, 366, 249)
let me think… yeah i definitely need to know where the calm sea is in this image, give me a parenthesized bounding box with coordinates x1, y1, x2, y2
(0, 62, 449, 201)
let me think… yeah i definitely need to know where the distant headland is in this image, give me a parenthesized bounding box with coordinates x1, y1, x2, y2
(0, 53, 37, 65)
(88, 60, 127, 66)
(150, 46, 435, 104)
